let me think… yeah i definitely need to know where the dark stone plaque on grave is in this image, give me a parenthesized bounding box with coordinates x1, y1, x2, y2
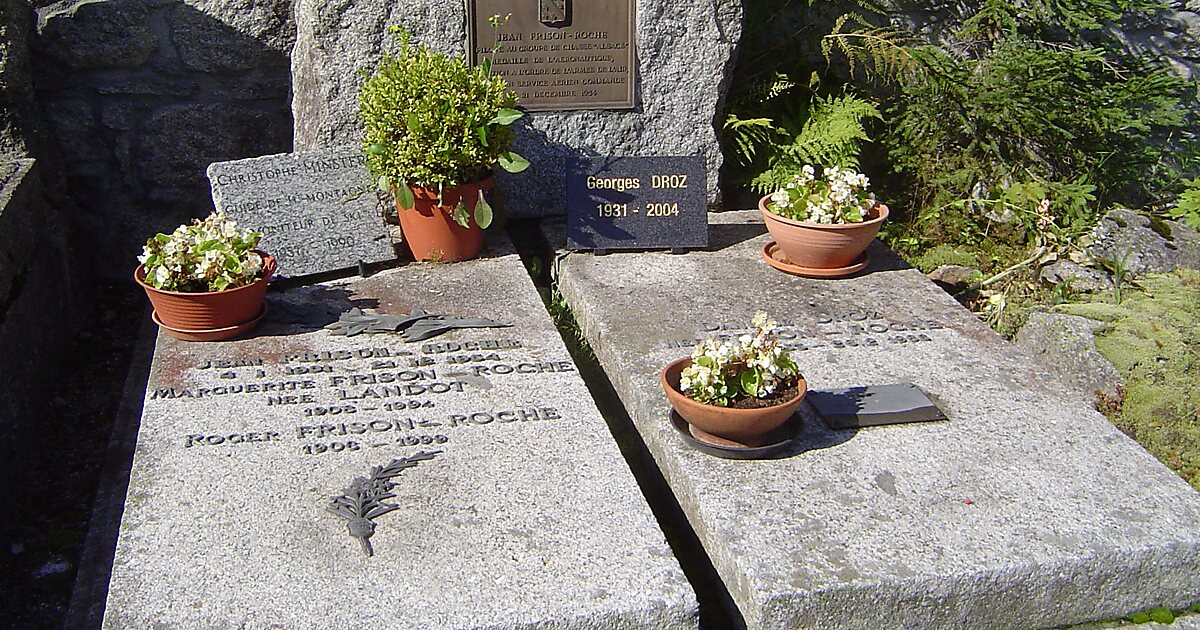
(467, 0, 635, 111)
(208, 148, 396, 279)
(566, 156, 708, 251)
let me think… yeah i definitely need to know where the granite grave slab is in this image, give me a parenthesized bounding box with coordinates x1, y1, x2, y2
(208, 147, 395, 278)
(547, 210, 1200, 629)
(103, 241, 696, 628)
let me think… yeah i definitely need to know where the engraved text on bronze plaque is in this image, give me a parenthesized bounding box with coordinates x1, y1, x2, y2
(467, 0, 635, 112)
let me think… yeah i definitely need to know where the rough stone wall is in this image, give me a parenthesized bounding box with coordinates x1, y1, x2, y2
(291, 0, 743, 214)
(0, 160, 83, 450)
(30, 0, 296, 275)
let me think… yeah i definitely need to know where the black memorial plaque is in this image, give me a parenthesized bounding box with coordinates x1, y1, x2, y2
(566, 156, 708, 251)
(467, 0, 635, 111)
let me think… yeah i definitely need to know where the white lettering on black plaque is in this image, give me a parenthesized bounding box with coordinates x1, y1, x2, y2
(566, 156, 708, 251)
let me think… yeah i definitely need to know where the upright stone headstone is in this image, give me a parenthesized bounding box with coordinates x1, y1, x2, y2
(102, 240, 696, 627)
(547, 211, 1200, 629)
(290, 0, 742, 213)
(208, 147, 395, 278)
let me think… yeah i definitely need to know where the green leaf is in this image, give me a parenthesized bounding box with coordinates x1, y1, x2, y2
(377, 175, 391, 193)
(481, 56, 492, 75)
(488, 108, 523, 125)
(477, 125, 489, 147)
(394, 183, 415, 210)
(406, 112, 420, 132)
(366, 143, 387, 156)
(498, 151, 530, 173)
(451, 201, 471, 228)
(474, 190, 494, 229)
(739, 371, 761, 397)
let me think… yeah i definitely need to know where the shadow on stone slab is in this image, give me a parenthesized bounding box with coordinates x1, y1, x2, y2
(261, 285, 379, 334)
(707, 220, 767, 251)
(769, 402, 859, 459)
(861, 240, 911, 274)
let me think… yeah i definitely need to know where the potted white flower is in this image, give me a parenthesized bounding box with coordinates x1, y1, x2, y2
(134, 212, 276, 341)
(660, 313, 807, 447)
(759, 164, 888, 276)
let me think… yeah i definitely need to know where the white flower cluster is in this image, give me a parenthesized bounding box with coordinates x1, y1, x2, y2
(679, 312, 800, 407)
(766, 164, 876, 224)
(139, 213, 264, 293)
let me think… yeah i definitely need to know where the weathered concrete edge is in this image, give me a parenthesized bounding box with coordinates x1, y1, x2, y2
(65, 310, 159, 629)
(547, 218, 1200, 629)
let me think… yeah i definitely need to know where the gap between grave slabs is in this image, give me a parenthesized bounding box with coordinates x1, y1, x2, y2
(96, 235, 700, 629)
(540, 211, 1200, 630)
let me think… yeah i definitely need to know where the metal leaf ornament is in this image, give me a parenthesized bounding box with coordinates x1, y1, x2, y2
(323, 307, 510, 340)
(327, 450, 441, 557)
(324, 308, 435, 336)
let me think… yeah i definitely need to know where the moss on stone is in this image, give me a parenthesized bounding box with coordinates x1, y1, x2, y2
(911, 244, 981, 274)
(1056, 270, 1200, 489)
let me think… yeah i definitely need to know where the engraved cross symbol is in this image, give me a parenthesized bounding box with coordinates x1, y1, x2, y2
(539, 0, 570, 27)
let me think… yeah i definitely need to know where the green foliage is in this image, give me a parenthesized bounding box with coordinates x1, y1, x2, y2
(723, 73, 881, 195)
(138, 213, 265, 293)
(359, 26, 528, 227)
(1168, 179, 1200, 229)
(1056, 270, 1200, 490)
(910, 244, 980, 274)
(882, 39, 1186, 217)
(812, 0, 1197, 270)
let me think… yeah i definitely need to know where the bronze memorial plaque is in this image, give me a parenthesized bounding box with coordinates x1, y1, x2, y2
(467, 0, 635, 111)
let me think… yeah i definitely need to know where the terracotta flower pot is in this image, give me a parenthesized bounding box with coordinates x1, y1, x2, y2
(398, 178, 492, 262)
(759, 195, 889, 269)
(660, 357, 807, 447)
(135, 253, 276, 340)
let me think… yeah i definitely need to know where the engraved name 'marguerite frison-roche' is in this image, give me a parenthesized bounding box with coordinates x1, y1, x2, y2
(104, 247, 697, 628)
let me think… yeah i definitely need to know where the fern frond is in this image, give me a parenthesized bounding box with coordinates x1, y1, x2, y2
(723, 115, 777, 165)
(823, 14, 922, 83)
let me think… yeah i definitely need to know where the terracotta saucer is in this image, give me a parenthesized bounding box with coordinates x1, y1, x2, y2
(760, 241, 869, 278)
(151, 304, 267, 342)
(669, 409, 802, 460)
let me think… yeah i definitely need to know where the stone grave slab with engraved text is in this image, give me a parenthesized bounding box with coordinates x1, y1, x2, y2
(208, 147, 395, 278)
(546, 210, 1200, 629)
(102, 241, 696, 628)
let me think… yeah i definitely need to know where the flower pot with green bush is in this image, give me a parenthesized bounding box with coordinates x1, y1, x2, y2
(135, 212, 276, 341)
(759, 165, 888, 276)
(359, 26, 529, 262)
(661, 313, 807, 447)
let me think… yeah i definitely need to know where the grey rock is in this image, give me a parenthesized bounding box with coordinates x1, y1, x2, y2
(36, 0, 158, 69)
(0, 160, 86, 454)
(42, 99, 104, 166)
(0, 0, 38, 159)
(208, 147, 396, 278)
(1038, 260, 1114, 293)
(927, 264, 978, 289)
(290, 0, 742, 213)
(1166, 216, 1200, 270)
(1015, 312, 1124, 404)
(102, 241, 697, 628)
(138, 103, 291, 192)
(548, 210, 1200, 629)
(1088, 208, 1183, 276)
(171, 0, 294, 72)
